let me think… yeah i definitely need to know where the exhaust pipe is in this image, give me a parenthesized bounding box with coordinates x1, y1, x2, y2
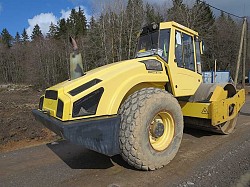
(69, 37, 84, 80)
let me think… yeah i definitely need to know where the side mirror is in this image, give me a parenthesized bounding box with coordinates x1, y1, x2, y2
(195, 36, 204, 55)
(197, 62, 202, 74)
(200, 40, 205, 55)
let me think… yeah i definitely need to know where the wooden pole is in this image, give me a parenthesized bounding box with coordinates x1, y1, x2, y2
(234, 18, 247, 86)
(242, 18, 247, 88)
(214, 59, 217, 83)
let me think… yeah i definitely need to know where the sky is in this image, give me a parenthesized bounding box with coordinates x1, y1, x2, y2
(0, 0, 92, 37)
(0, 0, 249, 37)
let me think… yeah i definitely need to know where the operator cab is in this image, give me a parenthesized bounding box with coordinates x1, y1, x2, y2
(136, 22, 203, 74)
(136, 22, 203, 97)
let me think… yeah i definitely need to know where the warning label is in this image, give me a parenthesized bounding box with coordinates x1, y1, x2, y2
(201, 107, 209, 114)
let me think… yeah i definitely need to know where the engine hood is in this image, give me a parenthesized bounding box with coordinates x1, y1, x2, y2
(42, 56, 169, 121)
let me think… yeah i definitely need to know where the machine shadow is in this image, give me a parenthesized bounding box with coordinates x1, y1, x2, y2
(110, 155, 138, 170)
(47, 140, 138, 170)
(183, 125, 218, 138)
(239, 111, 250, 116)
(47, 140, 114, 169)
(47, 128, 219, 170)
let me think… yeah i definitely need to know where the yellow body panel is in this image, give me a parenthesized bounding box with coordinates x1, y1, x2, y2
(180, 102, 210, 119)
(210, 89, 245, 126)
(43, 98, 57, 116)
(181, 88, 245, 126)
(209, 86, 228, 102)
(43, 57, 168, 121)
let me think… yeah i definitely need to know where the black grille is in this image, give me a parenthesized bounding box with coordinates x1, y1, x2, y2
(56, 99, 64, 118)
(72, 87, 104, 117)
(45, 90, 58, 100)
(69, 79, 102, 96)
(39, 96, 44, 110)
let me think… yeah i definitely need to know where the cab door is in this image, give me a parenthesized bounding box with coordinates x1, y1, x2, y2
(167, 28, 202, 97)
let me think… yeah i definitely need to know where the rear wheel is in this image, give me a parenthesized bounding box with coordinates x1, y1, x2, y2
(119, 88, 183, 170)
(188, 83, 238, 135)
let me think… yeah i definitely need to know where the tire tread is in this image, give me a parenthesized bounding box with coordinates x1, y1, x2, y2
(119, 87, 182, 170)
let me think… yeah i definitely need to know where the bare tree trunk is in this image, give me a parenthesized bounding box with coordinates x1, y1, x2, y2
(101, 13, 109, 65)
(127, 6, 135, 60)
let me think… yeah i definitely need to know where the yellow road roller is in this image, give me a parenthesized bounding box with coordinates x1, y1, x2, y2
(33, 21, 245, 170)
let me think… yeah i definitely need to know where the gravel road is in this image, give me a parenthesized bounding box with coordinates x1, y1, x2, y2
(0, 96, 249, 187)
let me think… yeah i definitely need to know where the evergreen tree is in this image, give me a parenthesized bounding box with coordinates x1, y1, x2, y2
(86, 15, 103, 69)
(67, 7, 87, 38)
(56, 18, 68, 39)
(211, 12, 239, 73)
(21, 28, 29, 42)
(1, 28, 13, 47)
(14, 32, 21, 43)
(47, 22, 57, 38)
(76, 7, 87, 36)
(31, 24, 43, 40)
(167, 0, 187, 25)
(189, 1, 215, 71)
(190, 1, 215, 34)
(145, 3, 163, 24)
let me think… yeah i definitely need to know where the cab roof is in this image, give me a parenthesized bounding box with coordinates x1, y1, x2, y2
(160, 21, 199, 36)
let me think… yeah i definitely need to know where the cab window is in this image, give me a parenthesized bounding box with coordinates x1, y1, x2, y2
(159, 29, 170, 61)
(175, 31, 183, 67)
(195, 38, 202, 74)
(183, 33, 195, 71)
(175, 31, 195, 71)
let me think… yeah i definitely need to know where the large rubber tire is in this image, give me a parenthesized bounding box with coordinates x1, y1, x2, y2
(119, 88, 184, 170)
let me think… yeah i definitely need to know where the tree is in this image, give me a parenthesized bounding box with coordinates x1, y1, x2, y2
(211, 14, 240, 74)
(31, 24, 43, 40)
(145, 3, 163, 24)
(56, 18, 68, 39)
(190, 1, 215, 33)
(1, 28, 13, 47)
(0, 4, 246, 88)
(14, 32, 21, 43)
(21, 28, 29, 43)
(66, 7, 87, 38)
(47, 22, 57, 38)
(85, 15, 104, 69)
(167, 0, 187, 25)
(125, 0, 144, 59)
(75, 7, 87, 36)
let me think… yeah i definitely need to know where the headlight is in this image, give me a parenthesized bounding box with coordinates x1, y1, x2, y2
(72, 87, 104, 117)
(140, 59, 163, 71)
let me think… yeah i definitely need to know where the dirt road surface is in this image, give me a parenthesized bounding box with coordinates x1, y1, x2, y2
(1, 96, 250, 187)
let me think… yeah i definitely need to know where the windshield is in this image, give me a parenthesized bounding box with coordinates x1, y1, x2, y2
(136, 31, 159, 57)
(136, 29, 170, 61)
(136, 31, 159, 52)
